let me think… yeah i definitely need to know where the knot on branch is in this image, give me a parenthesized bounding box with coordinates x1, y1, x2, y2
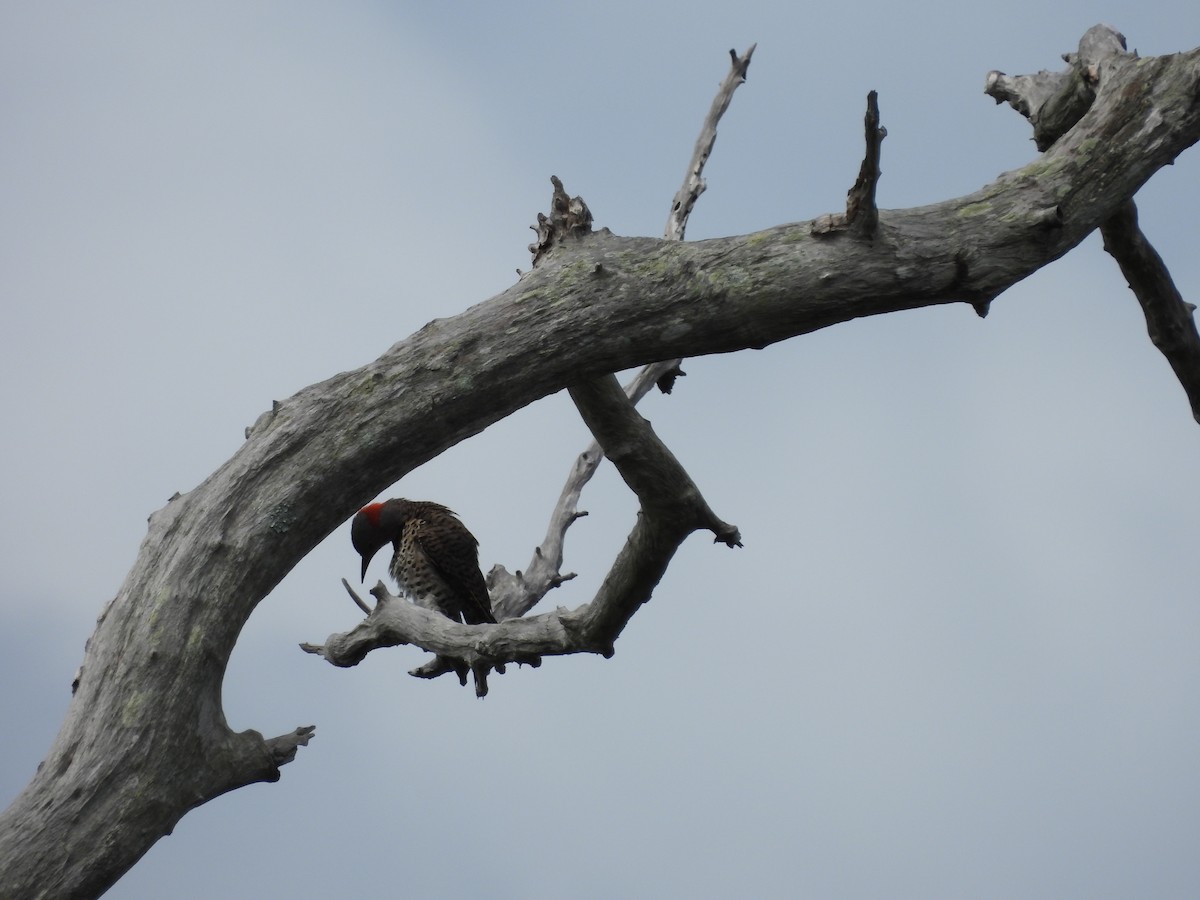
(529, 175, 593, 266)
(655, 364, 687, 394)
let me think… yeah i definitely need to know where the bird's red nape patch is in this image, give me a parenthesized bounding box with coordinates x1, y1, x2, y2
(360, 502, 385, 526)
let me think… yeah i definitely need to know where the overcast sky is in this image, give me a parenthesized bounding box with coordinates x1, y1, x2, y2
(2, 3, 1199, 898)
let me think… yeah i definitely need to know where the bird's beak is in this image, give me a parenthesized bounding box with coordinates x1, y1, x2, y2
(360, 556, 370, 582)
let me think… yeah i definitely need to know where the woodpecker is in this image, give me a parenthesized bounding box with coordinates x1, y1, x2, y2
(351, 499, 496, 626)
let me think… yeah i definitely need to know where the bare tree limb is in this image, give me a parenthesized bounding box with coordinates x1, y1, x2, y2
(813, 91, 888, 235)
(987, 23, 1200, 422)
(3, 28, 1199, 898)
(1101, 202, 1200, 423)
(485, 359, 696, 621)
(986, 24, 1128, 150)
(306, 374, 741, 674)
(666, 44, 756, 242)
(371, 39, 756, 678)
(337, 82, 755, 680)
(568, 376, 742, 550)
(490, 46, 756, 622)
(264, 726, 318, 768)
(341, 577, 373, 615)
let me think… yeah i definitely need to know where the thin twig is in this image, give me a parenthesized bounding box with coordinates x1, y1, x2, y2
(341, 578, 373, 615)
(665, 44, 757, 242)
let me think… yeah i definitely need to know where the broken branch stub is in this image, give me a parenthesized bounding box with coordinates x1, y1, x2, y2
(529, 175, 594, 266)
(811, 91, 887, 236)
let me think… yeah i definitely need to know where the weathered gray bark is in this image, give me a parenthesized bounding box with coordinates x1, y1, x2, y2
(986, 25, 1200, 419)
(1, 27, 1197, 899)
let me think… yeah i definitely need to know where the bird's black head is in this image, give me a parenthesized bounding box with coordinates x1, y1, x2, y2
(350, 502, 392, 581)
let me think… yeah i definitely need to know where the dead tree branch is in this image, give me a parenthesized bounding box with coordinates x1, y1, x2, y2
(3, 27, 1199, 899)
(346, 40, 757, 680)
(813, 91, 888, 236)
(314, 29, 1200, 681)
(666, 44, 756, 241)
(487, 361, 675, 621)
(1101, 203, 1200, 423)
(987, 23, 1200, 421)
(304, 374, 741, 674)
(490, 47, 756, 623)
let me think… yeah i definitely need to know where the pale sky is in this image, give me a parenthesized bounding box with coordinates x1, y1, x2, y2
(2, 3, 1199, 898)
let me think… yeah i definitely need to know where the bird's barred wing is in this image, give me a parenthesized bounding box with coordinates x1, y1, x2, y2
(411, 516, 497, 625)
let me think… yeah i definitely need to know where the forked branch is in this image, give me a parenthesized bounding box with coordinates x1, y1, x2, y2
(987, 23, 1200, 421)
(6, 26, 1200, 899)
(304, 373, 740, 676)
(489, 45, 755, 621)
(310, 44, 760, 683)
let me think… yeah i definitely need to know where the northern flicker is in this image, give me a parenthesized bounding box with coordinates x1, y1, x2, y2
(350, 499, 496, 626)
(351, 499, 496, 695)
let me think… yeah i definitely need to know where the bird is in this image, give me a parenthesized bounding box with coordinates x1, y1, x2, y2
(350, 498, 496, 627)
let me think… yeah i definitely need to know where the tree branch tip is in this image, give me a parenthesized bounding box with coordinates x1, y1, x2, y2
(549, 571, 577, 588)
(299, 642, 325, 656)
(972, 300, 993, 318)
(264, 725, 317, 768)
(729, 44, 756, 78)
(341, 577, 373, 615)
(410, 657, 450, 680)
(712, 527, 743, 548)
(710, 532, 739, 554)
